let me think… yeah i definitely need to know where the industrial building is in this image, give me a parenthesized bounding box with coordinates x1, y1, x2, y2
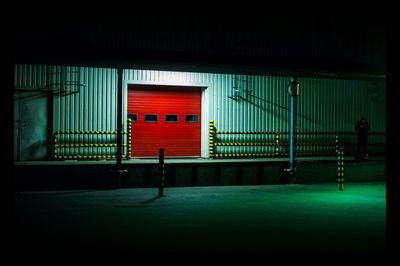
(13, 63, 386, 188)
(12, 12, 394, 255)
(15, 65, 385, 161)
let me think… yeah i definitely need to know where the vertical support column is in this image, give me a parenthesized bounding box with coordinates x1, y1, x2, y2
(47, 91, 54, 160)
(66, 132, 70, 159)
(159, 148, 165, 196)
(289, 96, 296, 175)
(17, 91, 21, 161)
(115, 67, 124, 189)
(337, 147, 344, 190)
(116, 68, 123, 167)
(288, 78, 300, 183)
(209, 120, 215, 159)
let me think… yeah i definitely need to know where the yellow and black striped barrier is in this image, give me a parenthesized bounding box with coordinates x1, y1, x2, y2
(337, 147, 344, 190)
(295, 143, 337, 146)
(208, 124, 384, 159)
(214, 130, 347, 136)
(215, 143, 277, 146)
(216, 131, 277, 135)
(283, 166, 296, 175)
(211, 128, 342, 159)
(55, 144, 128, 147)
(215, 153, 276, 158)
(54, 155, 130, 160)
(127, 118, 132, 158)
(54, 130, 129, 135)
(335, 133, 340, 153)
(214, 142, 336, 147)
(209, 120, 215, 159)
(275, 132, 280, 156)
(53, 119, 132, 161)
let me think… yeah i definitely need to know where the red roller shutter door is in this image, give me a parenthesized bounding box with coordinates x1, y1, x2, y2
(128, 85, 201, 157)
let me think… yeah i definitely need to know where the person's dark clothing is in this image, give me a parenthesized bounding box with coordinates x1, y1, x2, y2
(355, 118, 370, 160)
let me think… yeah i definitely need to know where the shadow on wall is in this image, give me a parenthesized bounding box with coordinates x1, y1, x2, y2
(21, 140, 47, 161)
(243, 93, 320, 127)
(15, 91, 48, 161)
(233, 94, 288, 124)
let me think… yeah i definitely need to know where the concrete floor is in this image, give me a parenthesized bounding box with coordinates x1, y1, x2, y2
(14, 182, 385, 256)
(14, 156, 386, 165)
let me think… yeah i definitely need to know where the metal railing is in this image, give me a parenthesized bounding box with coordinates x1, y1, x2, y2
(53, 119, 132, 160)
(209, 120, 385, 159)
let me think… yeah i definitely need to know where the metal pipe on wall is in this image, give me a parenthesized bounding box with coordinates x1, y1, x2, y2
(18, 91, 21, 161)
(114, 68, 125, 188)
(47, 92, 54, 160)
(288, 77, 299, 183)
(116, 68, 123, 167)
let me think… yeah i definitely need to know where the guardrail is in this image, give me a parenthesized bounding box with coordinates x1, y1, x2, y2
(209, 120, 385, 159)
(53, 119, 132, 160)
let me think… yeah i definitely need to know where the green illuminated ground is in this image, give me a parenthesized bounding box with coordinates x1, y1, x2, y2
(14, 182, 385, 255)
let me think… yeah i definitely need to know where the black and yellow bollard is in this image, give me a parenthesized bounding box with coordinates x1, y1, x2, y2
(275, 132, 280, 157)
(127, 118, 132, 158)
(53, 133, 58, 160)
(159, 148, 165, 197)
(337, 147, 344, 190)
(335, 133, 341, 154)
(209, 120, 215, 159)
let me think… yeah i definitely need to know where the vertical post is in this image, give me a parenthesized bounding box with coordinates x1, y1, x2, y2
(115, 67, 123, 188)
(116, 68, 123, 166)
(289, 94, 296, 176)
(335, 132, 340, 154)
(159, 148, 165, 196)
(288, 78, 299, 183)
(337, 147, 344, 190)
(127, 118, 132, 158)
(18, 91, 21, 161)
(209, 120, 215, 159)
(275, 132, 280, 157)
(53, 133, 58, 160)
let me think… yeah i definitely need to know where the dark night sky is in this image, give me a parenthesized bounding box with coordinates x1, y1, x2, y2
(13, 11, 386, 79)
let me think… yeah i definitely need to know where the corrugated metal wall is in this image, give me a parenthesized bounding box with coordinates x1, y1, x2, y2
(13, 64, 118, 132)
(124, 70, 385, 157)
(14, 65, 120, 159)
(52, 66, 118, 132)
(52, 66, 120, 158)
(124, 69, 386, 133)
(15, 64, 386, 160)
(14, 65, 49, 160)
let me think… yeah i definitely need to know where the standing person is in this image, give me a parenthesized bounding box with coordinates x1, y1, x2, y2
(355, 117, 370, 160)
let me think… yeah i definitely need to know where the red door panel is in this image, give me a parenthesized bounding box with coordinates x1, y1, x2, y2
(128, 85, 201, 157)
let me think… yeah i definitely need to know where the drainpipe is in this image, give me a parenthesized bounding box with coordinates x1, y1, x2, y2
(288, 77, 300, 183)
(115, 67, 125, 188)
(18, 91, 21, 161)
(47, 91, 54, 160)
